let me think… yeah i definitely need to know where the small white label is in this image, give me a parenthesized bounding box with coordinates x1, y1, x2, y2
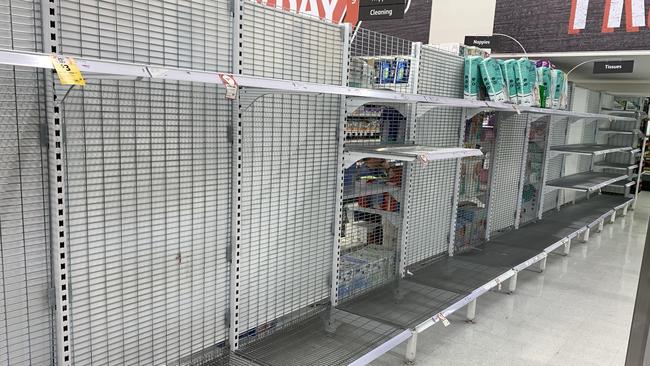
(436, 313, 450, 327)
(218, 73, 239, 100)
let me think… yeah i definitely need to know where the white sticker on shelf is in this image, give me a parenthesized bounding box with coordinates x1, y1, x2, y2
(436, 313, 450, 327)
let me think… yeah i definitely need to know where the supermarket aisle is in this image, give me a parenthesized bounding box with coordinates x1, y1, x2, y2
(374, 193, 650, 366)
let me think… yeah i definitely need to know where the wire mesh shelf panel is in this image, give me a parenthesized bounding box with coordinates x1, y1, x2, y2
(520, 116, 549, 225)
(237, 2, 345, 347)
(455, 113, 495, 252)
(55, 0, 233, 363)
(487, 112, 528, 235)
(236, 308, 405, 366)
(57, 0, 231, 71)
(348, 27, 414, 93)
(405, 45, 463, 265)
(0, 1, 54, 364)
(62, 80, 231, 365)
(542, 116, 568, 213)
(338, 278, 462, 328)
(242, 3, 343, 84)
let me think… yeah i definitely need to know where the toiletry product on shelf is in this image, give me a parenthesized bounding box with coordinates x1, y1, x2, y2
(394, 59, 410, 83)
(552, 69, 565, 109)
(479, 57, 508, 102)
(536, 66, 551, 108)
(500, 59, 518, 103)
(514, 58, 534, 106)
(464, 56, 482, 100)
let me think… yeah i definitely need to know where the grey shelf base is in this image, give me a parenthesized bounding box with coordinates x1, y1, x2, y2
(550, 144, 632, 155)
(235, 196, 633, 366)
(408, 257, 510, 294)
(236, 309, 407, 366)
(594, 161, 637, 170)
(337, 279, 463, 329)
(546, 171, 628, 192)
(455, 243, 541, 270)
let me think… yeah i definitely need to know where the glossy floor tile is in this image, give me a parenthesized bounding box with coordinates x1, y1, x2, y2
(373, 193, 649, 366)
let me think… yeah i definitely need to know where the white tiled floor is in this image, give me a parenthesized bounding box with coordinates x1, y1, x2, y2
(374, 193, 649, 366)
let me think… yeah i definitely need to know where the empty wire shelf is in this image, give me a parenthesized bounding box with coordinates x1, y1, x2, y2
(337, 279, 463, 329)
(455, 243, 541, 270)
(543, 195, 632, 227)
(545, 172, 628, 192)
(343, 181, 401, 200)
(594, 161, 637, 170)
(343, 144, 482, 168)
(597, 128, 635, 135)
(236, 309, 409, 366)
(550, 144, 633, 155)
(407, 257, 511, 295)
(490, 228, 566, 253)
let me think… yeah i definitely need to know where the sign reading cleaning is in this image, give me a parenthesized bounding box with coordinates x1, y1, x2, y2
(358, 0, 405, 20)
(593, 60, 635, 74)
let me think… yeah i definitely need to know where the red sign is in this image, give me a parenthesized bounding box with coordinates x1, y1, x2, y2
(255, 0, 360, 25)
(569, 0, 649, 34)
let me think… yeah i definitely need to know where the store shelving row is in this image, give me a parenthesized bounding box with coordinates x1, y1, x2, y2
(0, 48, 638, 123)
(233, 194, 633, 366)
(545, 172, 629, 192)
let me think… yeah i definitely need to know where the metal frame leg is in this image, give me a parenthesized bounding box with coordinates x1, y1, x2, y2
(538, 256, 547, 273)
(563, 240, 571, 256)
(466, 299, 477, 323)
(508, 272, 518, 293)
(623, 205, 629, 217)
(597, 220, 604, 233)
(581, 228, 590, 243)
(610, 211, 617, 224)
(405, 332, 418, 365)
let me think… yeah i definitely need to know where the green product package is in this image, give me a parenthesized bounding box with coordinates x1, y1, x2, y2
(478, 57, 508, 103)
(464, 56, 482, 100)
(527, 60, 541, 107)
(552, 69, 565, 109)
(536, 66, 551, 108)
(503, 59, 518, 103)
(514, 58, 534, 105)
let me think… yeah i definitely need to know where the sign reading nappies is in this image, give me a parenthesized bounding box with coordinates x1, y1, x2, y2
(593, 60, 635, 74)
(464, 36, 494, 48)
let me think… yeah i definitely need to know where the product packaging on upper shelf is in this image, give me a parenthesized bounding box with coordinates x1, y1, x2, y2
(376, 59, 393, 84)
(478, 57, 508, 103)
(500, 59, 518, 103)
(536, 66, 551, 108)
(514, 58, 534, 106)
(464, 56, 482, 100)
(552, 69, 565, 109)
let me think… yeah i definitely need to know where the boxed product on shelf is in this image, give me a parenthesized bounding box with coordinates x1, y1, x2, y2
(338, 245, 396, 299)
(514, 58, 536, 106)
(500, 59, 518, 103)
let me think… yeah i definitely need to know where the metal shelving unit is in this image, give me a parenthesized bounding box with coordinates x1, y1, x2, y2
(546, 171, 628, 192)
(550, 144, 633, 155)
(0, 3, 643, 365)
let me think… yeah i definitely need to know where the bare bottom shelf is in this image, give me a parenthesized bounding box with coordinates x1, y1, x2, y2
(455, 243, 540, 269)
(337, 279, 463, 329)
(407, 257, 510, 294)
(236, 309, 408, 366)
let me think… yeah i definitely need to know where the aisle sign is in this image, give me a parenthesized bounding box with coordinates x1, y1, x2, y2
(463, 35, 494, 48)
(593, 60, 635, 74)
(358, 0, 405, 20)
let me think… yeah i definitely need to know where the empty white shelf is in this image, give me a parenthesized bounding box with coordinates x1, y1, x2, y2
(550, 144, 632, 156)
(545, 172, 628, 192)
(343, 144, 482, 168)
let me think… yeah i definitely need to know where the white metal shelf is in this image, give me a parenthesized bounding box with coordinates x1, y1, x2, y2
(347, 203, 401, 227)
(343, 145, 482, 168)
(0, 49, 638, 122)
(545, 172, 628, 192)
(597, 128, 634, 135)
(550, 144, 633, 156)
(593, 161, 637, 170)
(343, 182, 401, 200)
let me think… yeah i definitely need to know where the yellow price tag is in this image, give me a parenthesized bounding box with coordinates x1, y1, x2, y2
(50, 55, 85, 86)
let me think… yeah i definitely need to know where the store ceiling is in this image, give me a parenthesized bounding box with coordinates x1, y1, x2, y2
(492, 51, 650, 97)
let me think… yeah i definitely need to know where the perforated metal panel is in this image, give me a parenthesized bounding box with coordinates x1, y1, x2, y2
(236, 2, 345, 347)
(56, 0, 233, 364)
(520, 116, 548, 225)
(542, 116, 568, 213)
(404, 45, 463, 265)
(487, 112, 528, 235)
(0, 1, 55, 365)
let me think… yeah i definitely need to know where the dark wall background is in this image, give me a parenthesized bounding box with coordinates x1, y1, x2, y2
(361, 0, 432, 43)
(493, 0, 650, 53)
